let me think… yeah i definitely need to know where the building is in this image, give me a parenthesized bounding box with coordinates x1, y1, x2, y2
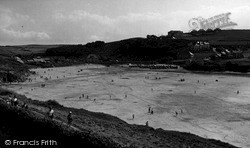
(168, 30, 184, 39)
(86, 54, 99, 63)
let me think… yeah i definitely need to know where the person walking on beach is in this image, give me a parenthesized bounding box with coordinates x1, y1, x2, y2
(132, 114, 134, 120)
(175, 111, 178, 117)
(67, 111, 73, 126)
(146, 121, 148, 126)
(148, 107, 151, 113)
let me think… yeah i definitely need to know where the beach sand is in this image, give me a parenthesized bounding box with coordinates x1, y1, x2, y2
(6, 64, 250, 148)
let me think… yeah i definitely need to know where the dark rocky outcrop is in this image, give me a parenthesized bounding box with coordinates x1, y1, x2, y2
(0, 55, 30, 83)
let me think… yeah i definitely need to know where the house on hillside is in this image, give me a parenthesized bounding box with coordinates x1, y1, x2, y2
(33, 57, 45, 63)
(193, 41, 210, 51)
(26, 57, 50, 63)
(168, 30, 183, 39)
(14, 57, 24, 64)
(86, 54, 99, 63)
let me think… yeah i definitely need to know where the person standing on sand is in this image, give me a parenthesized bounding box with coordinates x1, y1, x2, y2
(146, 121, 148, 126)
(151, 108, 154, 114)
(148, 107, 151, 113)
(132, 114, 134, 120)
(67, 111, 73, 126)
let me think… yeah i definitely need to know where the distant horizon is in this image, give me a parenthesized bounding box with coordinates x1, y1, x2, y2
(2, 28, 250, 46)
(1, 0, 249, 45)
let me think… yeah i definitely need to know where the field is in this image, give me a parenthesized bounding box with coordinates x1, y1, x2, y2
(5, 64, 250, 148)
(0, 44, 60, 56)
(183, 30, 250, 46)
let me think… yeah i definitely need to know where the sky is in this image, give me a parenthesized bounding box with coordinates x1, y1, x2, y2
(0, 0, 250, 45)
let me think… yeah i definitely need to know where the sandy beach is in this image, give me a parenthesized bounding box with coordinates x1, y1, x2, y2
(5, 64, 250, 148)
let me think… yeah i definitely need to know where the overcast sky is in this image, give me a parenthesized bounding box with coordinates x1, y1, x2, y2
(0, 0, 249, 45)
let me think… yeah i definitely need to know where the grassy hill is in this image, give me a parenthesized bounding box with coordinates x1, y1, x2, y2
(183, 30, 250, 46)
(0, 45, 61, 56)
(45, 37, 191, 64)
(0, 88, 238, 148)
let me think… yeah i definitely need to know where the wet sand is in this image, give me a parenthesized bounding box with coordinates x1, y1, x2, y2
(5, 64, 250, 148)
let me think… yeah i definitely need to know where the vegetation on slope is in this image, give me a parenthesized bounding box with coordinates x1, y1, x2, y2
(0, 88, 238, 148)
(45, 38, 192, 63)
(0, 55, 30, 83)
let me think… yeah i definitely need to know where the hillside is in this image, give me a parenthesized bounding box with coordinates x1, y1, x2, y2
(183, 30, 250, 46)
(45, 37, 191, 63)
(0, 88, 237, 148)
(1, 29, 250, 78)
(0, 54, 30, 83)
(0, 45, 60, 56)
